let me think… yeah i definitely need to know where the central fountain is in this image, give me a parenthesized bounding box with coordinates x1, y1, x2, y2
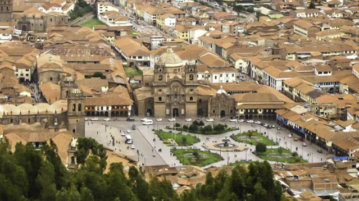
(204, 137, 247, 152)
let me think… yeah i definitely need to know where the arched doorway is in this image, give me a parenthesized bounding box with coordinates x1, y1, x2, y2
(197, 109, 203, 117)
(173, 108, 179, 117)
(220, 110, 226, 118)
(146, 109, 153, 116)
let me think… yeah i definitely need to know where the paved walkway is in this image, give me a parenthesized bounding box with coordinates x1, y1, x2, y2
(85, 119, 334, 169)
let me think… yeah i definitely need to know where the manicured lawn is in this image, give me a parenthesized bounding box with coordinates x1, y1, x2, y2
(155, 130, 200, 146)
(256, 148, 306, 163)
(172, 149, 223, 167)
(81, 18, 104, 28)
(231, 131, 276, 146)
(124, 66, 143, 77)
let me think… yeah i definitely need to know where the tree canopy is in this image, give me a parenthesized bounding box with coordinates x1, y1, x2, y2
(0, 139, 289, 201)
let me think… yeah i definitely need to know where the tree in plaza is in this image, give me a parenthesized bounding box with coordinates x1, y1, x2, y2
(189, 124, 198, 132)
(202, 125, 212, 133)
(247, 131, 254, 138)
(192, 150, 200, 162)
(181, 136, 187, 146)
(255, 143, 266, 153)
(214, 124, 225, 132)
(278, 147, 284, 156)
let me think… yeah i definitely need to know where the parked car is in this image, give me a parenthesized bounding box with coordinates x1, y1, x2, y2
(317, 149, 323, 153)
(91, 117, 99, 121)
(206, 118, 214, 122)
(247, 120, 254, 123)
(141, 118, 150, 122)
(288, 134, 292, 138)
(104, 118, 110, 121)
(229, 118, 238, 122)
(185, 118, 192, 122)
(132, 125, 136, 130)
(294, 137, 298, 141)
(302, 143, 307, 147)
(254, 121, 261, 125)
(168, 118, 176, 122)
(142, 120, 153, 125)
(127, 117, 135, 121)
(156, 118, 162, 122)
(131, 144, 135, 149)
(238, 119, 245, 123)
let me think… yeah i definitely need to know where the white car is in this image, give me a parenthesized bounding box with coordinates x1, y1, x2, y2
(156, 118, 162, 122)
(238, 119, 245, 123)
(206, 118, 214, 122)
(141, 118, 150, 122)
(142, 120, 153, 125)
(121, 132, 126, 136)
(254, 121, 261, 125)
(168, 118, 176, 122)
(229, 119, 238, 122)
(288, 134, 292, 138)
(104, 118, 110, 121)
(131, 144, 135, 149)
(303, 143, 307, 147)
(91, 117, 99, 121)
(127, 130, 131, 133)
(247, 120, 254, 123)
(185, 118, 192, 122)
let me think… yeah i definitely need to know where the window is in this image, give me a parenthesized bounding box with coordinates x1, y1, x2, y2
(189, 74, 193, 80)
(190, 89, 193, 92)
(214, 76, 217, 79)
(190, 96, 193, 101)
(158, 97, 162, 101)
(159, 75, 162, 81)
(73, 104, 76, 111)
(220, 74, 222, 77)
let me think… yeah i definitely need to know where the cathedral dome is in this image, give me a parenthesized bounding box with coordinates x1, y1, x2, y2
(157, 47, 184, 67)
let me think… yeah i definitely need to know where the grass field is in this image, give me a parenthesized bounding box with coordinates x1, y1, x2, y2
(231, 131, 276, 146)
(81, 18, 105, 28)
(172, 149, 222, 167)
(155, 130, 200, 146)
(256, 148, 306, 163)
(124, 66, 143, 77)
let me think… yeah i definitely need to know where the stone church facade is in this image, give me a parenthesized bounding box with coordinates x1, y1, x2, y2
(134, 48, 236, 118)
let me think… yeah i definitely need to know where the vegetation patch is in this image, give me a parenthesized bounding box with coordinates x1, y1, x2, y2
(172, 149, 222, 167)
(174, 120, 236, 135)
(256, 147, 306, 163)
(81, 18, 105, 28)
(155, 130, 200, 146)
(231, 131, 276, 146)
(124, 66, 143, 77)
(69, 0, 94, 20)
